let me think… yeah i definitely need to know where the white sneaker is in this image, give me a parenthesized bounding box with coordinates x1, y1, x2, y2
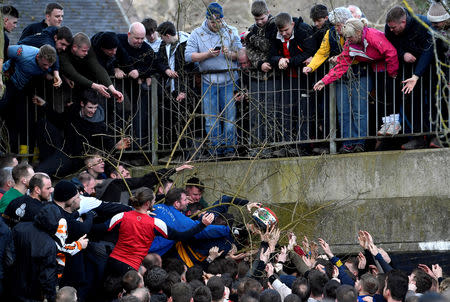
(386, 122, 401, 135)
(377, 123, 389, 136)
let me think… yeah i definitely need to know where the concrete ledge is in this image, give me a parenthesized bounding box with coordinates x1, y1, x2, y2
(135, 148, 450, 252)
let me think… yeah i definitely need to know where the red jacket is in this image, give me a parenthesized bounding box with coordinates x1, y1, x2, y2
(322, 27, 398, 85)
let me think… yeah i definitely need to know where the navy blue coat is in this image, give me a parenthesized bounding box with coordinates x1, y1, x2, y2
(91, 31, 131, 75)
(18, 26, 61, 70)
(20, 19, 48, 40)
(11, 205, 61, 302)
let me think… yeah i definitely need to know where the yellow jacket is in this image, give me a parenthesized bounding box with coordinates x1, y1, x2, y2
(307, 29, 346, 71)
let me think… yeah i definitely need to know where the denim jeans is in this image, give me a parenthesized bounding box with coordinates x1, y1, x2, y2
(336, 69, 371, 146)
(201, 81, 236, 151)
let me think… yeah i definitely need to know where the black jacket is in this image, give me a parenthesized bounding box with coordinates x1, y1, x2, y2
(4, 194, 47, 227)
(51, 203, 93, 291)
(59, 46, 113, 89)
(95, 168, 176, 204)
(117, 33, 167, 78)
(18, 26, 61, 70)
(43, 103, 115, 156)
(11, 205, 62, 302)
(384, 10, 433, 77)
(91, 31, 131, 76)
(19, 19, 48, 40)
(311, 20, 332, 51)
(157, 33, 197, 94)
(0, 217, 12, 281)
(269, 17, 315, 69)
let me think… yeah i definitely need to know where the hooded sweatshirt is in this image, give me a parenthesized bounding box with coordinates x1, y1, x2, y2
(185, 19, 242, 84)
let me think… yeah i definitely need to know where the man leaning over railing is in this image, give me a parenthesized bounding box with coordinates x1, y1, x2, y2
(385, 6, 434, 150)
(59, 32, 124, 103)
(0, 44, 57, 157)
(303, 7, 353, 153)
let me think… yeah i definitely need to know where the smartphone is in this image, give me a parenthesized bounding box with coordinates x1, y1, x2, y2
(214, 46, 221, 51)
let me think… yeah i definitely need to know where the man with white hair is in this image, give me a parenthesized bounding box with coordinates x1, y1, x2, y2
(0, 163, 34, 213)
(347, 5, 365, 19)
(0, 168, 14, 200)
(56, 286, 78, 302)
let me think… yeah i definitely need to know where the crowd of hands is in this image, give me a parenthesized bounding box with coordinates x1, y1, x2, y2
(203, 226, 444, 288)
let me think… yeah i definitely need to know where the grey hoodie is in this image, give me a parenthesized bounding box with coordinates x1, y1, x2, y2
(185, 19, 242, 84)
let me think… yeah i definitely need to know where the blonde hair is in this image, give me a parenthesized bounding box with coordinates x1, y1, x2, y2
(73, 32, 91, 48)
(342, 18, 368, 39)
(38, 44, 57, 65)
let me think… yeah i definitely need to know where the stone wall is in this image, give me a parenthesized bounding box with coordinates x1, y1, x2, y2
(134, 149, 450, 253)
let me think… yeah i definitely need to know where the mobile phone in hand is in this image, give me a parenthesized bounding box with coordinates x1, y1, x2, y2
(214, 46, 221, 51)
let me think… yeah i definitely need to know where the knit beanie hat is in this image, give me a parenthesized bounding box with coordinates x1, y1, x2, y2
(206, 2, 224, 19)
(54, 180, 78, 202)
(329, 7, 353, 24)
(427, 1, 450, 23)
(99, 32, 119, 49)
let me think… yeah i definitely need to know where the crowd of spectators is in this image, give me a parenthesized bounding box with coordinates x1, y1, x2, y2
(0, 152, 448, 302)
(0, 1, 449, 168)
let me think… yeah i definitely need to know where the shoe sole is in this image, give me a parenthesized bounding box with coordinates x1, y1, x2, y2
(429, 143, 443, 148)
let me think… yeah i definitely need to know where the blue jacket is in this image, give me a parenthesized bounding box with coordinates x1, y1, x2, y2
(330, 256, 356, 286)
(209, 195, 249, 215)
(385, 10, 433, 77)
(18, 26, 61, 70)
(150, 204, 230, 255)
(3, 45, 53, 90)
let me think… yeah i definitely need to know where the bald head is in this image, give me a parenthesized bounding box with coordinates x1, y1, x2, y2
(128, 22, 146, 48)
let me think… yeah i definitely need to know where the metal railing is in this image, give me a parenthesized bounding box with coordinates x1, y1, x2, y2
(1, 64, 448, 164)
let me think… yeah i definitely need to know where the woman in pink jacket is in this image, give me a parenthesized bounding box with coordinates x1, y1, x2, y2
(314, 18, 399, 152)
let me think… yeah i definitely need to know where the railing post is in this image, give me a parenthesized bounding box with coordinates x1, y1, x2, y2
(151, 77, 158, 165)
(329, 83, 337, 154)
